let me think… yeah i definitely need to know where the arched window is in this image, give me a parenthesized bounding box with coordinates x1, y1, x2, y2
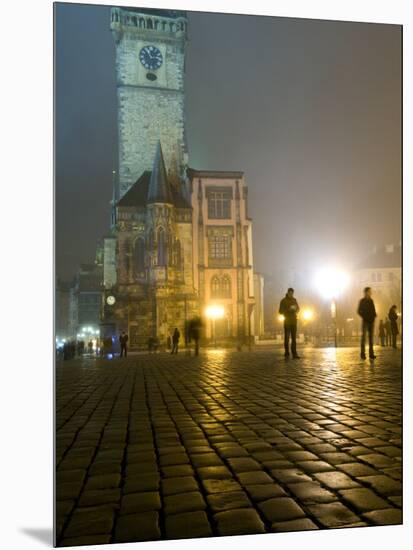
(133, 237, 145, 277)
(211, 274, 232, 298)
(221, 275, 231, 297)
(211, 276, 221, 298)
(157, 228, 167, 266)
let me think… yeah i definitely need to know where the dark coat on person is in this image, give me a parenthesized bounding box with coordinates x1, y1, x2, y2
(172, 329, 180, 343)
(388, 308, 399, 334)
(357, 297, 377, 323)
(279, 295, 300, 324)
(119, 333, 128, 346)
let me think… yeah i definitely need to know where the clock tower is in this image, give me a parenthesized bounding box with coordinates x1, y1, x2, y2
(111, 7, 188, 198)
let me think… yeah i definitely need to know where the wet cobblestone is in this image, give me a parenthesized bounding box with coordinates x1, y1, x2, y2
(55, 347, 402, 545)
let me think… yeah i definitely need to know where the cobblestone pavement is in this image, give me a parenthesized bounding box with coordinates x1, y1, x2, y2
(55, 347, 402, 546)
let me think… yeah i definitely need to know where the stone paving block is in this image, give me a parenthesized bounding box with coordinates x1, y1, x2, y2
(190, 453, 224, 467)
(319, 452, 355, 465)
(357, 475, 402, 496)
(227, 457, 262, 472)
(56, 500, 75, 518)
(359, 454, 396, 468)
(126, 462, 159, 476)
(197, 466, 232, 480)
(214, 508, 266, 535)
(314, 471, 360, 490)
(307, 502, 360, 528)
(56, 469, 87, 484)
(120, 492, 161, 514)
(382, 467, 402, 480)
(78, 489, 121, 507)
(389, 496, 402, 508)
(162, 465, 194, 477)
(165, 510, 212, 539)
(374, 446, 402, 458)
(305, 443, 337, 454)
(160, 453, 190, 466)
(207, 490, 251, 512)
(60, 535, 112, 546)
(63, 506, 115, 537)
(123, 473, 160, 493)
(283, 451, 318, 462)
(164, 491, 206, 514)
(218, 447, 249, 458)
(162, 476, 199, 496)
(114, 511, 161, 542)
(245, 483, 286, 502)
(251, 450, 284, 462)
(287, 481, 336, 504)
(296, 460, 334, 474)
(336, 462, 378, 477)
(270, 469, 312, 484)
(258, 497, 306, 523)
(237, 471, 273, 485)
(56, 481, 84, 501)
(202, 478, 242, 494)
(271, 518, 319, 532)
(88, 462, 121, 476)
(84, 473, 121, 491)
(362, 509, 402, 525)
(339, 488, 389, 512)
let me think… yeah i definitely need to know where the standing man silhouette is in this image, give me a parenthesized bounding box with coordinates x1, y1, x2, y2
(357, 287, 377, 360)
(119, 331, 128, 358)
(279, 288, 300, 359)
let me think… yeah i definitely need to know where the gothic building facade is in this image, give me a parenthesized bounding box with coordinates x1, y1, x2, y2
(103, 6, 261, 348)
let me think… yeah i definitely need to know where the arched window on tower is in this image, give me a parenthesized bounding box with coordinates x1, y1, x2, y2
(221, 275, 231, 298)
(133, 237, 145, 278)
(157, 228, 167, 266)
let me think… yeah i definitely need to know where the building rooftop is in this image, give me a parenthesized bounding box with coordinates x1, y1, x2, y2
(187, 168, 244, 180)
(356, 244, 402, 270)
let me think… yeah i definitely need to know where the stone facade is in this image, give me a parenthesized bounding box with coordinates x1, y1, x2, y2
(104, 7, 258, 348)
(111, 7, 187, 197)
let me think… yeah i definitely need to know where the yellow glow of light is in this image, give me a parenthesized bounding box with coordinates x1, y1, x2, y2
(205, 304, 225, 320)
(278, 314, 285, 322)
(302, 309, 314, 321)
(313, 267, 350, 299)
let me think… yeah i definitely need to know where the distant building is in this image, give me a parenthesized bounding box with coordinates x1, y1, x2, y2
(353, 243, 401, 318)
(56, 279, 73, 340)
(253, 273, 265, 338)
(74, 263, 104, 334)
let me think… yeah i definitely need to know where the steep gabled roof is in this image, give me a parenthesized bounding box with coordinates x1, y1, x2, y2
(147, 141, 174, 204)
(117, 171, 151, 208)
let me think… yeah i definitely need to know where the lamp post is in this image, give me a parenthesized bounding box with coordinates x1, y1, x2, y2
(313, 267, 350, 348)
(205, 305, 225, 348)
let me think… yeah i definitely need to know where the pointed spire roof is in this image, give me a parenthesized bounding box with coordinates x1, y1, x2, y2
(147, 141, 173, 205)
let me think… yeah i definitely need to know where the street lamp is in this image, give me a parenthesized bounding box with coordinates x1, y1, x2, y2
(313, 267, 350, 348)
(205, 305, 225, 348)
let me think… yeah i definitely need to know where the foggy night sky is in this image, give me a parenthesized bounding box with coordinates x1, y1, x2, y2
(55, 3, 401, 282)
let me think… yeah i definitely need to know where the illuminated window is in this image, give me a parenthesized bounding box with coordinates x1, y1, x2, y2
(207, 189, 232, 219)
(209, 234, 231, 260)
(211, 275, 232, 298)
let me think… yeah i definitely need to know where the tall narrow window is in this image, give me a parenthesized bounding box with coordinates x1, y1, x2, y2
(157, 228, 167, 266)
(133, 237, 145, 277)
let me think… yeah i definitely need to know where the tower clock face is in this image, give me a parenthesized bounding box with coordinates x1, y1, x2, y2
(139, 46, 163, 70)
(106, 295, 116, 306)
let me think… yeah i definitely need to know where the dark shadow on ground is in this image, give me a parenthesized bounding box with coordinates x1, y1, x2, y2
(20, 528, 53, 546)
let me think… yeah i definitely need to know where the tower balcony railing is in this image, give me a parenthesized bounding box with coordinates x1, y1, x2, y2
(110, 8, 187, 37)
